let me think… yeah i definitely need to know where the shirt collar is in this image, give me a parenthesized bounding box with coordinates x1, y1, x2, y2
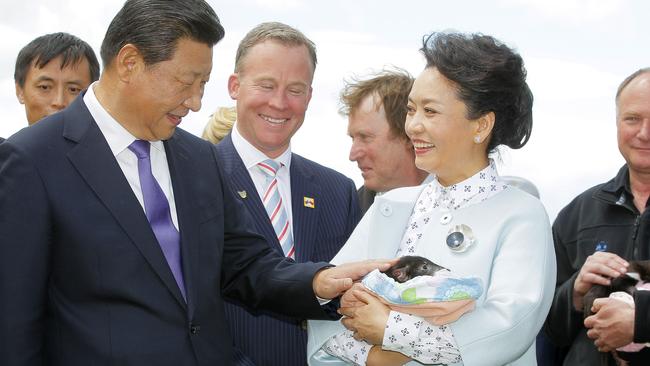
(602, 164, 632, 196)
(429, 159, 505, 211)
(231, 122, 292, 169)
(84, 82, 164, 156)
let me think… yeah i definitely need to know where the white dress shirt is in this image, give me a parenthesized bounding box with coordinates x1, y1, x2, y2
(230, 123, 294, 229)
(83, 83, 179, 230)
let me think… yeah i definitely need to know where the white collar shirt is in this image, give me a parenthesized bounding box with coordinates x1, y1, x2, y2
(83, 83, 179, 230)
(231, 123, 294, 228)
(397, 159, 506, 256)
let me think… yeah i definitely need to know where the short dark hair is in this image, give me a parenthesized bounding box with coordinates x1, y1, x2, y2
(14, 32, 100, 87)
(339, 68, 414, 141)
(421, 32, 533, 152)
(616, 67, 650, 102)
(234, 22, 317, 75)
(100, 0, 225, 68)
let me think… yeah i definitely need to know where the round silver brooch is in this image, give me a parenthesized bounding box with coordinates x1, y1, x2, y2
(446, 224, 476, 252)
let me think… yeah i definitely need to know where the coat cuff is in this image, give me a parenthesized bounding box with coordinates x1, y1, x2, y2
(633, 291, 650, 343)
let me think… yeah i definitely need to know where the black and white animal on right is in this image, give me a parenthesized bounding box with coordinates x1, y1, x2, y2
(383, 255, 446, 283)
(583, 260, 650, 366)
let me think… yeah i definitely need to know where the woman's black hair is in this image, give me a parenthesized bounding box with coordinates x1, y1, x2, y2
(421, 32, 533, 152)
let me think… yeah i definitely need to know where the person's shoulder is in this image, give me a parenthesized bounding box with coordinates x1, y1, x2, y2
(7, 113, 66, 154)
(555, 179, 613, 223)
(170, 128, 214, 152)
(500, 185, 544, 206)
(381, 185, 424, 203)
(291, 153, 355, 185)
(479, 186, 550, 227)
(167, 129, 226, 172)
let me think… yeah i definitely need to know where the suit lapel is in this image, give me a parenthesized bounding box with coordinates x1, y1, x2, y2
(164, 135, 197, 316)
(217, 135, 283, 255)
(64, 97, 187, 310)
(289, 155, 321, 262)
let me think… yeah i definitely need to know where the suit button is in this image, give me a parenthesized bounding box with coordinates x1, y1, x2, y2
(190, 324, 201, 335)
(380, 203, 393, 217)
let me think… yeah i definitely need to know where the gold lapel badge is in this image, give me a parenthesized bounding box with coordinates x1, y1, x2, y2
(237, 190, 247, 199)
(303, 197, 315, 208)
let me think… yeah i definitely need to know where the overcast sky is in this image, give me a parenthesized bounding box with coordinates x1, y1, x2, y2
(1, 0, 649, 220)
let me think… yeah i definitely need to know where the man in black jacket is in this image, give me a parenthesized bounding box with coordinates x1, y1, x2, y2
(545, 67, 650, 365)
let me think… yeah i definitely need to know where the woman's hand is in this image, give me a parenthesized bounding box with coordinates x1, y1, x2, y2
(367, 346, 411, 366)
(338, 289, 390, 345)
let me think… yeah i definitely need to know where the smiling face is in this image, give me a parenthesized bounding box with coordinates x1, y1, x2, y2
(348, 94, 416, 192)
(405, 67, 489, 186)
(617, 72, 650, 178)
(16, 55, 93, 125)
(228, 40, 313, 158)
(119, 38, 213, 141)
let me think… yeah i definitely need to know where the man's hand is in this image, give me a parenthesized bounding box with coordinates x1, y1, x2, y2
(339, 289, 390, 345)
(340, 282, 367, 308)
(312, 259, 394, 300)
(573, 252, 628, 311)
(584, 297, 635, 352)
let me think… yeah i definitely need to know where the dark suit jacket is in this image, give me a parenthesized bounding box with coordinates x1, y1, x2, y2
(0, 96, 333, 366)
(215, 134, 360, 366)
(0, 137, 5, 143)
(357, 185, 377, 217)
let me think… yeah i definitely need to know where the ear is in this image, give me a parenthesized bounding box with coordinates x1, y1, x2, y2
(15, 82, 25, 104)
(228, 73, 241, 100)
(114, 43, 144, 82)
(475, 111, 495, 142)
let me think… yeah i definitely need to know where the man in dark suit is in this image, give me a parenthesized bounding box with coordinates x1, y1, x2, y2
(341, 69, 429, 215)
(216, 22, 362, 366)
(0, 2, 388, 365)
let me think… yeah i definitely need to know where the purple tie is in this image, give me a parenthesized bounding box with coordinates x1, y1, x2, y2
(128, 140, 186, 300)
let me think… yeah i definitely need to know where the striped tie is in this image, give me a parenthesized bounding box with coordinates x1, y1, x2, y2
(257, 159, 295, 259)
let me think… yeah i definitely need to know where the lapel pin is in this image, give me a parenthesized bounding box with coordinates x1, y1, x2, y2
(237, 190, 247, 199)
(303, 197, 315, 208)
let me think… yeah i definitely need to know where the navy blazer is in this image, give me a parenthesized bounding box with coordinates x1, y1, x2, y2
(216, 134, 360, 366)
(0, 96, 332, 366)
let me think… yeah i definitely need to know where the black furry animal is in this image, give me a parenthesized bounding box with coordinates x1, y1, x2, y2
(383, 256, 446, 283)
(583, 260, 650, 366)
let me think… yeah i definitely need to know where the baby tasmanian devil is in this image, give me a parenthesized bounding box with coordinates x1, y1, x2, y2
(383, 255, 447, 283)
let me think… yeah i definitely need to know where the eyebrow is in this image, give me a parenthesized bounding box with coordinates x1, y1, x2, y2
(33, 75, 87, 85)
(34, 76, 55, 83)
(408, 96, 440, 105)
(253, 76, 308, 88)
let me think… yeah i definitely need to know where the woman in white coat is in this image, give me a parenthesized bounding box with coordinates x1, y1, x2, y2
(308, 31, 556, 366)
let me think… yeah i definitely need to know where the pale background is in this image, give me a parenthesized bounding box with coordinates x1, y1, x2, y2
(1, 0, 649, 220)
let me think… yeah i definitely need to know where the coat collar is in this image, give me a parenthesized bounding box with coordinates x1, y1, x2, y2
(595, 165, 636, 212)
(63, 95, 189, 311)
